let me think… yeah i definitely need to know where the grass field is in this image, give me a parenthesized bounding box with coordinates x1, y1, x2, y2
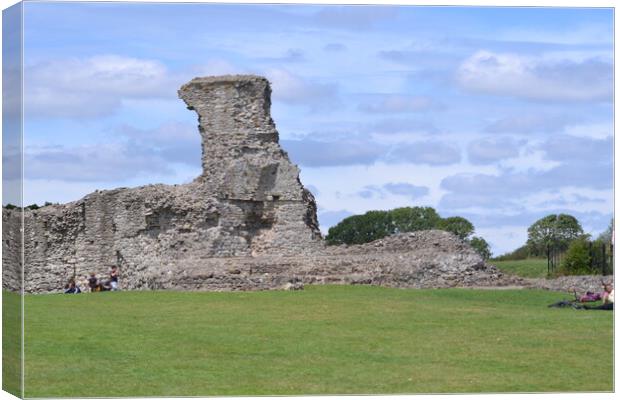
(23, 285, 612, 397)
(3, 290, 22, 397)
(491, 258, 549, 278)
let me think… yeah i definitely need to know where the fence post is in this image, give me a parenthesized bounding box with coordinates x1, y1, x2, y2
(547, 244, 550, 275)
(602, 243, 607, 275)
(611, 244, 614, 276)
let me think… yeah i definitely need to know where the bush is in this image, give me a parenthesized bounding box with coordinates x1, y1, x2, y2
(390, 207, 442, 233)
(558, 236, 593, 276)
(469, 236, 491, 260)
(326, 210, 391, 245)
(326, 206, 486, 248)
(326, 207, 444, 245)
(438, 216, 474, 240)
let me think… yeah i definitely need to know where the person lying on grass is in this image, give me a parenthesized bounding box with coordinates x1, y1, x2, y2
(550, 283, 613, 310)
(570, 282, 613, 303)
(584, 283, 614, 311)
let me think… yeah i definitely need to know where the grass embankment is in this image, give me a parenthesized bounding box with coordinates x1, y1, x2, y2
(491, 258, 549, 278)
(24, 286, 612, 397)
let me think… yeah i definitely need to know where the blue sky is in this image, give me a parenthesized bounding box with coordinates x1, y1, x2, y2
(12, 3, 614, 255)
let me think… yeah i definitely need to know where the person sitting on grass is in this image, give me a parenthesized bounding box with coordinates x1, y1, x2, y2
(63, 278, 81, 294)
(570, 282, 612, 303)
(88, 273, 99, 292)
(108, 265, 119, 291)
(584, 283, 614, 311)
(88, 272, 112, 292)
(572, 289, 602, 303)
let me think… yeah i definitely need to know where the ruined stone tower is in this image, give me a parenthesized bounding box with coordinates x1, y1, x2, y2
(3, 75, 323, 293)
(178, 76, 321, 254)
(3, 75, 516, 294)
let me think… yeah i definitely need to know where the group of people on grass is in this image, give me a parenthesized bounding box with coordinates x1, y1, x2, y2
(550, 281, 614, 310)
(573, 282, 614, 310)
(64, 265, 119, 294)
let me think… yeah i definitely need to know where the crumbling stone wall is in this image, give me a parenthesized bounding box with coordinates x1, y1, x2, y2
(3, 75, 519, 294)
(2, 210, 22, 290)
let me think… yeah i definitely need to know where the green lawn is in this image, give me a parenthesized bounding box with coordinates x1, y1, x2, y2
(3, 290, 22, 397)
(491, 258, 549, 278)
(23, 286, 612, 397)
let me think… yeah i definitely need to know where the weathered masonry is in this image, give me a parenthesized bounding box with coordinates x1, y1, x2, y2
(2, 75, 519, 293)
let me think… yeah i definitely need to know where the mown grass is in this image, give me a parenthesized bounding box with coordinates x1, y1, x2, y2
(24, 285, 612, 397)
(3, 290, 22, 397)
(491, 258, 549, 278)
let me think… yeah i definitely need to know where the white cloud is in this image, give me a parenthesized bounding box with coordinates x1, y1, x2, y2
(191, 59, 248, 76)
(564, 122, 613, 140)
(282, 138, 386, 167)
(317, 209, 354, 234)
(25, 55, 175, 118)
(519, 188, 612, 216)
(265, 68, 340, 109)
(25, 142, 174, 182)
(497, 149, 560, 173)
(312, 6, 397, 30)
(541, 135, 612, 162)
(485, 113, 579, 134)
(383, 182, 429, 198)
(476, 226, 528, 257)
(23, 121, 204, 183)
(387, 141, 461, 166)
(467, 137, 523, 165)
(498, 24, 612, 47)
(358, 95, 442, 114)
(456, 50, 612, 102)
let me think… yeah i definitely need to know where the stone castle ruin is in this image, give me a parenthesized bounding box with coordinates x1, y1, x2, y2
(2, 75, 520, 293)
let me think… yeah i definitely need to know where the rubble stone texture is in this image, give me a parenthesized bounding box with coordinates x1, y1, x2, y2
(3, 75, 519, 294)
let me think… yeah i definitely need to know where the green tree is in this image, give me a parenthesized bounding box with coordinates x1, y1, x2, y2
(326, 210, 391, 245)
(526, 214, 583, 256)
(326, 206, 484, 247)
(469, 236, 491, 260)
(326, 206, 443, 245)
(390, 207, 442, 234)
(596, 218, 614, 244)
(558, 235, 593, 275)
(438, 216, 474, 240)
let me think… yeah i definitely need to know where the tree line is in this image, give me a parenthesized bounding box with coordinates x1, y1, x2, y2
(3, 202, 55, 210)
(495, 214, 613, 276)
(325, 206, 491, 259)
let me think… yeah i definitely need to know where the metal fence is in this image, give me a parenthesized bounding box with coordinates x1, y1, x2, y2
(547, 242, 613, 275)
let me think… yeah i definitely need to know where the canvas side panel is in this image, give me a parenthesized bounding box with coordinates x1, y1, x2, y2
(2, 2, 24, 398)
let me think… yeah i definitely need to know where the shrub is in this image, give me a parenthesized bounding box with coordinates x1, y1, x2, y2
(326, 210, 391, 245)
(326, 206, 484, 248)
(558, 236, 593, 276)
(469, 236, 491, 260)
(438, 216, 474, 240)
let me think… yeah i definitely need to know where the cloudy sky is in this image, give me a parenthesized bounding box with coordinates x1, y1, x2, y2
(9, 3, 614, 255)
